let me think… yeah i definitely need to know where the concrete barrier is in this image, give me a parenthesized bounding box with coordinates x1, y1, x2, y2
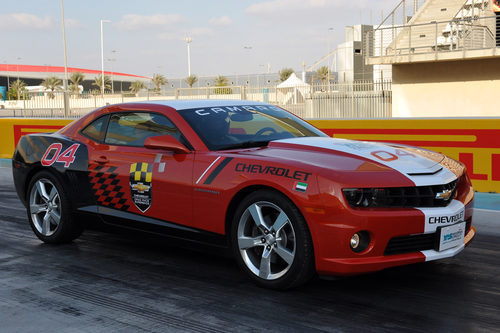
(1, 117, 499, 193)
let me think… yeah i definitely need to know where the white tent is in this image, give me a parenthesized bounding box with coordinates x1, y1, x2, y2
(277, 73, 310, 104)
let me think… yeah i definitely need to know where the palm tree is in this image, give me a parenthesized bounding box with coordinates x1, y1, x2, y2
(185, 75, 198, 88)
(151, 74, 167, 94)
(316, 66, 330, 86)
(92, 75, 111, 94)
(278, 68, 294, 82)
(41, 76, 62, 99)
(129, 80, 146, 95)
(213, 75, 229, 87)
(9, 79, 27, 100)
(213, 75, 231, 95)
(69, 72, 85, 97)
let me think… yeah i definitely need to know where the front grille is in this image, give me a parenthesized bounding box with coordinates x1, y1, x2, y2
(383, 179, 458, 207)
(385, 217, 471, 256)
(385, 233, 436, 255)
(343, 179, 459, 208)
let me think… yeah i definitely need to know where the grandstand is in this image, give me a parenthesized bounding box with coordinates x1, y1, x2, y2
(366, 0, 500, 117)
(0, 64, 150, 93)
(367, 0, 496, 63)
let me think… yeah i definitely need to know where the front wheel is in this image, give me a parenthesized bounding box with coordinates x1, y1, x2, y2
(27, 171, 83, 243)
(231, 189, 315, 289)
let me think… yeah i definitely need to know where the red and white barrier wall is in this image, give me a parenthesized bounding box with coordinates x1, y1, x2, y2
(1, 118, 499, 193)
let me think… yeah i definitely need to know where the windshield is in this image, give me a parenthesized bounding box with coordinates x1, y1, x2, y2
(178, 104, 327, 150)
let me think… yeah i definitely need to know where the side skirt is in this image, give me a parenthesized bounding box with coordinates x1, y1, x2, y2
(78, 205, 228, 248)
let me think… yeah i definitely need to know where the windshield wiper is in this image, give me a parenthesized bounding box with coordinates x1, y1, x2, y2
(217, 140, 270, 150)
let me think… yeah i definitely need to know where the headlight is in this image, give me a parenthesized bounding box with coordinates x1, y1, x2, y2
(343, 188, 387, 207)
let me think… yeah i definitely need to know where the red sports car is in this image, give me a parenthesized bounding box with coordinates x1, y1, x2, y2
(12, 100, 476, 289)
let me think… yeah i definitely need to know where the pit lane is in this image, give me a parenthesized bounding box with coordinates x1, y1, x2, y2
(0, 165, 499, 332)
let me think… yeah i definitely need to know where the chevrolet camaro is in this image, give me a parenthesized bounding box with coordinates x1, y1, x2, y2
(12, 100, 476, 289)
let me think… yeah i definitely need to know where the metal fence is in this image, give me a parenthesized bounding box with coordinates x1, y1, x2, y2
(366, 15, 496, 59)
(0, 80, 392, 119)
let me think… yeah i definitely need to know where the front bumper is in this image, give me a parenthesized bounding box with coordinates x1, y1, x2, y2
(316, 225, 475, 275)
(310, 195, 475, 276)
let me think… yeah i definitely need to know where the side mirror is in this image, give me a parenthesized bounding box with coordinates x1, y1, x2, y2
(144, 135, 190, 154)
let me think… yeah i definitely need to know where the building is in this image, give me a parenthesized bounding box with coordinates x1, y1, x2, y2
(335, 24, 374, 82)
(0, 64, 150, 96)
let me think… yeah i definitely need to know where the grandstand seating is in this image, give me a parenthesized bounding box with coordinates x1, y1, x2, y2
(385, 0, 493, 55)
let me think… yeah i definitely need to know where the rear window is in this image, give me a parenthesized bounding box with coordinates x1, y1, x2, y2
(81, 115, 108, 142)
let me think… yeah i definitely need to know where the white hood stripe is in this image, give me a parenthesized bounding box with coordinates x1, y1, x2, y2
(274, 137, 457, 186)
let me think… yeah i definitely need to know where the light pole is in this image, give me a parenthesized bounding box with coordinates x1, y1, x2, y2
(184, 37, 192, 77)
(302, 61, 306, 82)
(4, 61, 10, 90)
(61, 0, 70, 116)
(243, 46, 252, 86)
(107, 50, 117, 94)
(16, 57, 21, 81)
(327, 28, 333, 90)
(107, 58, 116, 93)
(100, 19, 111, 96)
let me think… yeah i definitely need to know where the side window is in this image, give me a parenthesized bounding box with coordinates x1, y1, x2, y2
(104, 112, 186, 147)
(81, 115, 108, 142)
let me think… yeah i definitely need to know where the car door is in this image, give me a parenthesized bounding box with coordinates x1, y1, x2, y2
(86, 111, 195, 229)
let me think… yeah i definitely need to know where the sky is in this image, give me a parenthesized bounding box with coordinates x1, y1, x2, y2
(1, 0, 396, 79)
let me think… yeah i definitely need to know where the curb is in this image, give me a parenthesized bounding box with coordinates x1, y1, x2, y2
(474, 192, 500, 211)
(0, 158, 10, 168)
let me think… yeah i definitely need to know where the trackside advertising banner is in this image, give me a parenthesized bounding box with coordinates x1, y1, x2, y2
(309, 118, 500, 193)
(1, 118, 499, 193)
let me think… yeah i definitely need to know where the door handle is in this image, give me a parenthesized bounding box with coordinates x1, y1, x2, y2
(93, 156, 109, 164)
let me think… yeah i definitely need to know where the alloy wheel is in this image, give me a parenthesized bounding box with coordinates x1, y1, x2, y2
(237, 201, 296, 280)
(29, 178, 61, 237)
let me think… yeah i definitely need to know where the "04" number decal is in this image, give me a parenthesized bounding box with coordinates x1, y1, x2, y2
(41, 143, 80, 168)
(370, 149, 416, 162)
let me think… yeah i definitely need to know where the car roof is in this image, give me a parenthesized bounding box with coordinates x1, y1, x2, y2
(131, 99, 271, 111)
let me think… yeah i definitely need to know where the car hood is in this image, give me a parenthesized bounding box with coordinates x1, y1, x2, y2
(257, 137, 458, 186)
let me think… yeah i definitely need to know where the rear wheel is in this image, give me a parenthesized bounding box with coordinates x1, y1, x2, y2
(27, 171, 83, 243)
(231, 189, 315, 289)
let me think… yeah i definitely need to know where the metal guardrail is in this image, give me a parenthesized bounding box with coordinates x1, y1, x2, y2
(366, 15, 496, 59)
(0, 108, 91, 118)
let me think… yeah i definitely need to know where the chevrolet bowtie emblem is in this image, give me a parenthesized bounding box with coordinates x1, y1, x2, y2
(435, 189, 453, 200)
(132, 183, 150, 193)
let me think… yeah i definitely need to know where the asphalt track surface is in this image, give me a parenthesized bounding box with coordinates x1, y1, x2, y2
(1, 165, 499, 333)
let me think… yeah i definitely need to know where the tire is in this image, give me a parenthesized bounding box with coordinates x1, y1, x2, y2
(26, 171, 83, 243)
(230, 189, 315, 290)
